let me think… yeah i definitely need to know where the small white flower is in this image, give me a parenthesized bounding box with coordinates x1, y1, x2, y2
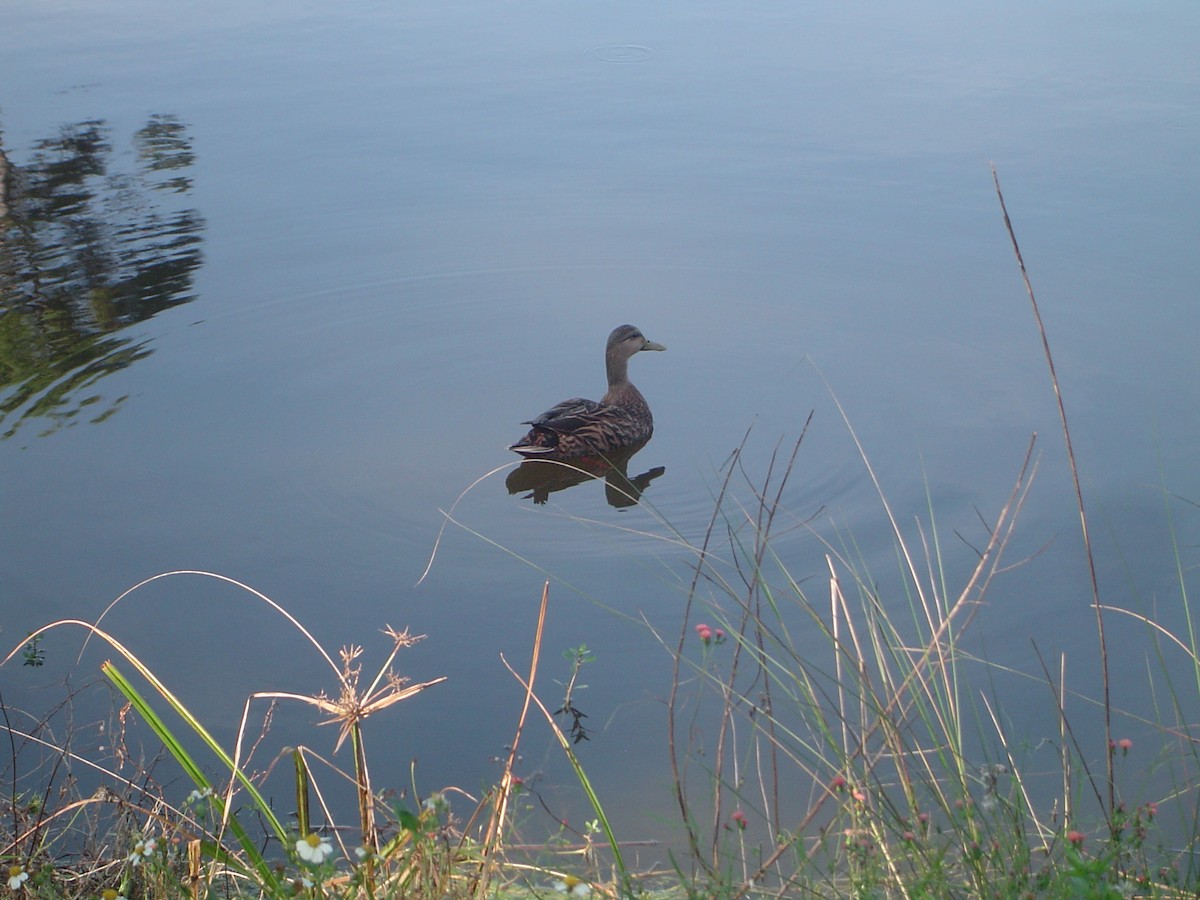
(354, 845, 370, 861)
(187, 786, 213, 804)
(7, 864, 29, 890)
(127, 837, 158, 866)
(300, 875, 314, 889)
(422, 791, 445, 812)
(552, 875, 590, 896)
(295, 832, 333, 864)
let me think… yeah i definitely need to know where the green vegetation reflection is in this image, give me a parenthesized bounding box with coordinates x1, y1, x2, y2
(0, 114, 204, 439)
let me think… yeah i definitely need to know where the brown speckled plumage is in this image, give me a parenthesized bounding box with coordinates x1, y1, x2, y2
(509, 324, 666, 460)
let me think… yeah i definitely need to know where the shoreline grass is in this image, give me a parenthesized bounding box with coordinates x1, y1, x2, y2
(4, 176, 1199, 897)
(5, 443, 1195, 897)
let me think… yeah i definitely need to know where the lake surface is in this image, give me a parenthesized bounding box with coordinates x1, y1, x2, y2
(3, 0, 1198, 857)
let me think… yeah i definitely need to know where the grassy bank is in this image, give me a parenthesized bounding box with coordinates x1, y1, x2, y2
(3, 438, 1197, 898)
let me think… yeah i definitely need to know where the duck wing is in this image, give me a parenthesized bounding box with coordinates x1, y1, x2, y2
(522, 397, 606, 433)
(509, 397, 611, 457)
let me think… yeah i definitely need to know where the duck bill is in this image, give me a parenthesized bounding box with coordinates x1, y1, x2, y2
(642, 340, 667, 352)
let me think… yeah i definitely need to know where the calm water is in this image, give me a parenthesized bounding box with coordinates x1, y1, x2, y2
(3, 0, 1198, 853)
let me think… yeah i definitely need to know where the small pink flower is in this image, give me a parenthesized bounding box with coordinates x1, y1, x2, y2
(713, 628, 726, 643)
(1067, 829, 1085, 848)
(695, 624, 713, 643)
(1117, 738, 1133, 755)
(731, 810, 747, 830)
(830, 775, 846, 792)
(902, 830, 916, 842)
(1146, 802, 1157, 818)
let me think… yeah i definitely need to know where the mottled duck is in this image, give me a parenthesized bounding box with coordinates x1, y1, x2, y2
(509, 324, 666, 459)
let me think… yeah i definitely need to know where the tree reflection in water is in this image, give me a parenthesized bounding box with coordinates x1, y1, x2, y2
(0, 115, 204, 439)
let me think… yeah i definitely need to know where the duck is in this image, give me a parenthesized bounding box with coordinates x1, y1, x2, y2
(509, 324, 666, 459)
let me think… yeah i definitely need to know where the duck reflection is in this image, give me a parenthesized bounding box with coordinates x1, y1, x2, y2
(506, 442, 665, 507)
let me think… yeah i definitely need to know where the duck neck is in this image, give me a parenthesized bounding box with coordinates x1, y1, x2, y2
(606, 351, 630, 389)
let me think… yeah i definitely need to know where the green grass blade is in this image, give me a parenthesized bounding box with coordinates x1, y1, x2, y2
(102, 661, 283, 891)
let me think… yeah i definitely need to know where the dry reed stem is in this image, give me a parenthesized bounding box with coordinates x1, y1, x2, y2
(472, 580, 550, 897)
(667, 425, 748, 874)
(979, 693, 1052, 850)
(991, 164, 1114, 821)
(1028, 644, 1107, 825)
(704, 425, 810, 869)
